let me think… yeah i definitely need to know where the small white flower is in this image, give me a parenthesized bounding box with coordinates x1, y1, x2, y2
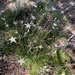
(5, 24, 9, 28)
(34, 40, 37, 43)
(46, 69, 50, 72)
(1, 17, 5, 21)
(30, 21, 34, 24)
(69, 1, 74, 6)
(37, 26, 42, 30)
(18, 58, 24, 65)
(13, 21, 18, 25)
(40, 66, 47, 73)
(52, 26, 55, 29)
(42, 13, 46, 16)
(53, 23, 57, 26)
(0, 57, 2, 60)
(24, 0, 29, 4)
(39, 45, 43, 49)
(25, 23, 31, 29)
(60, 72, 65, 75)
(51, 6, 56, 11)
(30, 21, 36, 27)
(61, 11, 64, 14)
(33, 4, 37, 8)
(40, 67, 45, 73)
(54, 44, 58, 47)
(41, 9, 43, 11)
(53, 50, 57, 54)
(29, 1, 37, 8)
(9, 36, 16, 43)
(15, 31, 18, 34)
(43, 66, 47, 69)
(21, 21, 23, 24)
(54, 17, 57, 20)
(1, 10, 5, 13)
(31, 14, 36, 20)
(57, 20, 60, 23)
(65, 7, 69, 11)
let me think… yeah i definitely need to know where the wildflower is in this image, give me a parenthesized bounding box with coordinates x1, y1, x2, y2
(40, 66, 47, 73)
(47, 46, 51, 49)
(30, 21, 36, 27)
(33, 40, 37, 43)
(52, 26, 55, 29)
(21, 21, 23, 24)
(51, 6, 56, 11)
(46, 69, 50, 72)
(5, 24, 9, 28)
(42, 13, 46, 16)
(18, 58, 24, 65)
(43, 66, 47, 69)
(53, 23, 57, 26)
(31, 14, 36, 20)
(25, 23, 31, 29)
(54, 17, 57, 20)
(9, 36, 16, 43)
(53, 50, 57, 54)
(37, 26, 42, 30)
(65, 7, 69, 11)
(40, 67, 45, 73)
(33, 3, 37, 8)
(60, 72, 65, 75)
(57, 20, 60, 23)
(1, 17, 5, 21)
(15, 31, 18, 34)
(41, 9, 43, 11)
(61, 11, 64, 14)
(30, 21, 33, 25)
(1, 10, 5, 13)
(69, 1, 74, 6)
(29, 1, 37, 8)
(39, 45, 43, 49)
(54, 44, 58, 47)
(24, 0, 29, 4)
(13, 21, 18, 25)
(27, 1, 37, 8)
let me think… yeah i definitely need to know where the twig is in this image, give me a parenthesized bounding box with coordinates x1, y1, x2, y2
(68, 34, 75, 42)
(56, 34, 75, 48)
(55, 42, 74, 49)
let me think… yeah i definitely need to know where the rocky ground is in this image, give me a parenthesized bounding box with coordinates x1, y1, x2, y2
(0, 0, 75, 75)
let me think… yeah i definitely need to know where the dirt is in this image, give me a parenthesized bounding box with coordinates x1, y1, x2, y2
(0, 53, 30, 75)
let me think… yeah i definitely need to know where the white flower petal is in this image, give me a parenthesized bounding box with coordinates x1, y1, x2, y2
(13, 21, 18, 25)
(53, 23, 57, 26)
(18, 58, 24, 65)
(31, 14, 36, 20)
(9, 37, 16, 43)
(25, 23, 31, 29)
(39, 45, 43, 49)
(52, 7, 56, 11)
(5, 24, 9, 28)
(69, 1, 74, 6)
(60, 72, 65, 75)
(61, 11, 64, 14)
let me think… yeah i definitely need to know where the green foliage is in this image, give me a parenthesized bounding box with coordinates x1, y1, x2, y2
(65, 68, 71, 75)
